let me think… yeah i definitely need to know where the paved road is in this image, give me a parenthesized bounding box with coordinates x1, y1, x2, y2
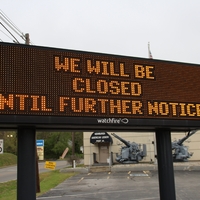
(0, 160, 69, 183)
(37, 170, 200, 200)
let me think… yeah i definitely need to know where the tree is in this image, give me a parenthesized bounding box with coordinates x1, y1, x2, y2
(36, 131, 82, 159)
(0, 131, 17, 155)
(74, 132, 83, 154)
(0, 130, 83, 158)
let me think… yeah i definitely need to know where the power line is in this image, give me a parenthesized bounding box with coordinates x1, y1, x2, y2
(0, 28, 15, 41)
(0, 10, 33, 44)
(0, 22, 19, 43)
(0, 10, 25, 40)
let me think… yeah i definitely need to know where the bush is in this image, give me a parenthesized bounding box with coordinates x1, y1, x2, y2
(66, 154, 83, 165)
(0, 153, 17, 167)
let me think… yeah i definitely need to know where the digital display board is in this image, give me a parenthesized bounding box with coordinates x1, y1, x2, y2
(0, 42, 200, 128)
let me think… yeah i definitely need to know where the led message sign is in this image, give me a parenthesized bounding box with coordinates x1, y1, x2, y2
(0, 42, 200, 122)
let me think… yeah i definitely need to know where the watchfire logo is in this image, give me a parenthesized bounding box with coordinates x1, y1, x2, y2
(97, 118, 129, 124)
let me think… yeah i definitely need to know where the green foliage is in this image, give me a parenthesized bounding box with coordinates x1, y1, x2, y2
(66, 153, 83, 165)
(74, 132, 83, 154)
(37, 131, 83, 159)
(0, 131, 83, 160)
(0, 153, 17, 167)
(0, 131, 17, 155)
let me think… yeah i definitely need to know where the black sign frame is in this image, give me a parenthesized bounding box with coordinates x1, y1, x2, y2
(0, 42, 200, 130)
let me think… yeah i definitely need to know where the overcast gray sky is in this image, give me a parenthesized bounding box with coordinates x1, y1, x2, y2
(1, 0, 200, 64)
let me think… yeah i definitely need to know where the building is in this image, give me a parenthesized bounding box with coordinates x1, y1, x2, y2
(83, 131, 200, 166)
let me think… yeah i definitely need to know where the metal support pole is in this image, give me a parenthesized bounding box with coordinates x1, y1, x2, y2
(17, 126, 36, 200)
(156, 129, 176, 200)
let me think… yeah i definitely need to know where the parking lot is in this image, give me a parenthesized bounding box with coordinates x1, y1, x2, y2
(37, 170, 200, 200)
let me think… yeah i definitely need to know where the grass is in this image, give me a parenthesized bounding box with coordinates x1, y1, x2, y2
(0, 180, 17, 200)
(0, 153, 17, 167)
(38, 170, 76, 196)
(0, 153, 79, 199)
(0, 170, 77, 200)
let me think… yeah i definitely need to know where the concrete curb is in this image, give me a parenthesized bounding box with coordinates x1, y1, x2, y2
(60, 167, 89, 173)
(60, 162, 200, 173)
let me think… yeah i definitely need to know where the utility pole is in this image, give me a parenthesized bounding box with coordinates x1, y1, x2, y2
(25, 33, 30, 45)
(23, 32, 40, 194)
(71, 132, 76, 168)
(72, 132, 75, 157)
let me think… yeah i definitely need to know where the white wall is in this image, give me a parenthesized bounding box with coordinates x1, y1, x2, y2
(83, 131, 200, 166)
